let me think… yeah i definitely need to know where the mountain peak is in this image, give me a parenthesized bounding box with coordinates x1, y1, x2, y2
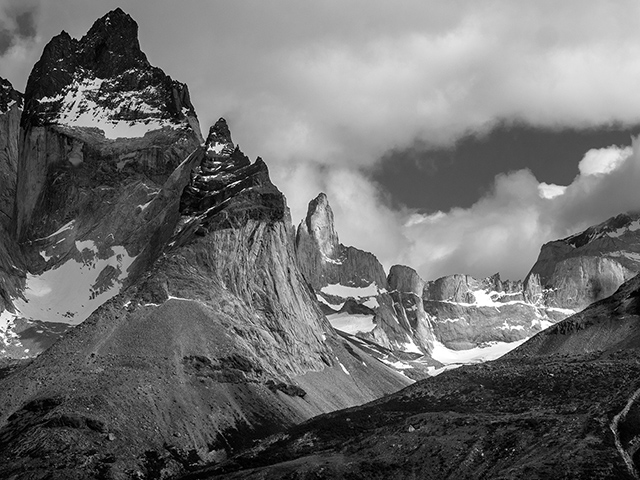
(303, 192, 339, 257)
(0, 77, 22, 113)
(564, 211, 640, 248)
(21, 9, 199, 137)
(79, 8, 148, 77)
(205, 118, 235, 157)
(388, 264, 424, 296)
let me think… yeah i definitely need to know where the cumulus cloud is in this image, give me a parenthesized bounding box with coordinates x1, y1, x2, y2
(578, 146, 631, 176)
(394, 140, 640, 281)
(191, 0, 640, 167)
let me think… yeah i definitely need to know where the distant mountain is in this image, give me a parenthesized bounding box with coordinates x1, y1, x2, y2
(298, 197, 640, 375)
(524, 211, 640, 310)
(295, 192, 388, 295)
(295, 194, 437, 377)
(0, 9, 409, 479)
(295, 194, 577, 375)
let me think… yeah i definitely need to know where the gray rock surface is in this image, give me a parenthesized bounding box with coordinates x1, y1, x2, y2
(524, 212, 640, 310)
(295, 193, 388, 292)
(0, 77, 21, 230)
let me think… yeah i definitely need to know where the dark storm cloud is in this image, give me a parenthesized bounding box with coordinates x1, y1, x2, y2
(0, 25, 12, 55)
(0, 0, 40, 55)
(14, 10, 37, 40)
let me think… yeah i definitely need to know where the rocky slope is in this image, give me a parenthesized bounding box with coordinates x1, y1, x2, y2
(0, 9, 410, 479)
(189, 274, 640, 480)
(509, 273, 640, 358)
(524, 212, 640, 311)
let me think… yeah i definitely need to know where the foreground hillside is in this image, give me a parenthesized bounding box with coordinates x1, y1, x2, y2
(188, 275, 640, 479)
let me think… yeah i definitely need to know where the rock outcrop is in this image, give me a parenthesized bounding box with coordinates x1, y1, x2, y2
(296, 193, 388, 294)
(368, 265, 435, 355)
(295, 195, 435, 370)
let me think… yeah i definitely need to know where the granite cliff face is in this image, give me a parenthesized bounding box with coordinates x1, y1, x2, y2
(0, 78, 24, 355)
(423, 272, 568, 352)
(296, 193, 388, 294)
(0, 10, 410, 478)
(16, 7, 201, 242)
(295, 195, 437, 375)
(0, 77, 22, 230)
(524, 212, 640, 311)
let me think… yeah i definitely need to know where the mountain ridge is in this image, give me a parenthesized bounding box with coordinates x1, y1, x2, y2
(0, 10, 410, 478)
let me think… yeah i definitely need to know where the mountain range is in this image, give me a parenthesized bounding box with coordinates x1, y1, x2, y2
(1, 8, 640, 479)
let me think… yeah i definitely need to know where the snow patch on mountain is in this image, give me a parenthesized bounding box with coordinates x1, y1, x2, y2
(321, 282, 380, 299)
(402, 336, 423, 354)
(328, 312, 376, 335)
(1, 244, 135, 329)
(1, 99, 17, 114)
(607, 220, 640, 238)
(363, 297, 379, 309)
(316, 294, 344, 310)
(431, 339, 527, 366)
(38, 73, 179, 139)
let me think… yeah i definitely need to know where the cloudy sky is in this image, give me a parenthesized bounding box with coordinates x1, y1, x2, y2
(3, 0, 640, 281)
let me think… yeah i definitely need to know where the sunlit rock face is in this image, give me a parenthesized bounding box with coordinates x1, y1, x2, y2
(294, 194, 428, 365)
(295, 192, 388, 293)
(524, 212, 640, 311)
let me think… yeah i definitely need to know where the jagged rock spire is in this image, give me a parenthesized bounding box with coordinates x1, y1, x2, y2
(21, 8, 198, 131)
(303, 193, 339, 258)
(78, 7, 150, 77)
(205, 118, 235, 157)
